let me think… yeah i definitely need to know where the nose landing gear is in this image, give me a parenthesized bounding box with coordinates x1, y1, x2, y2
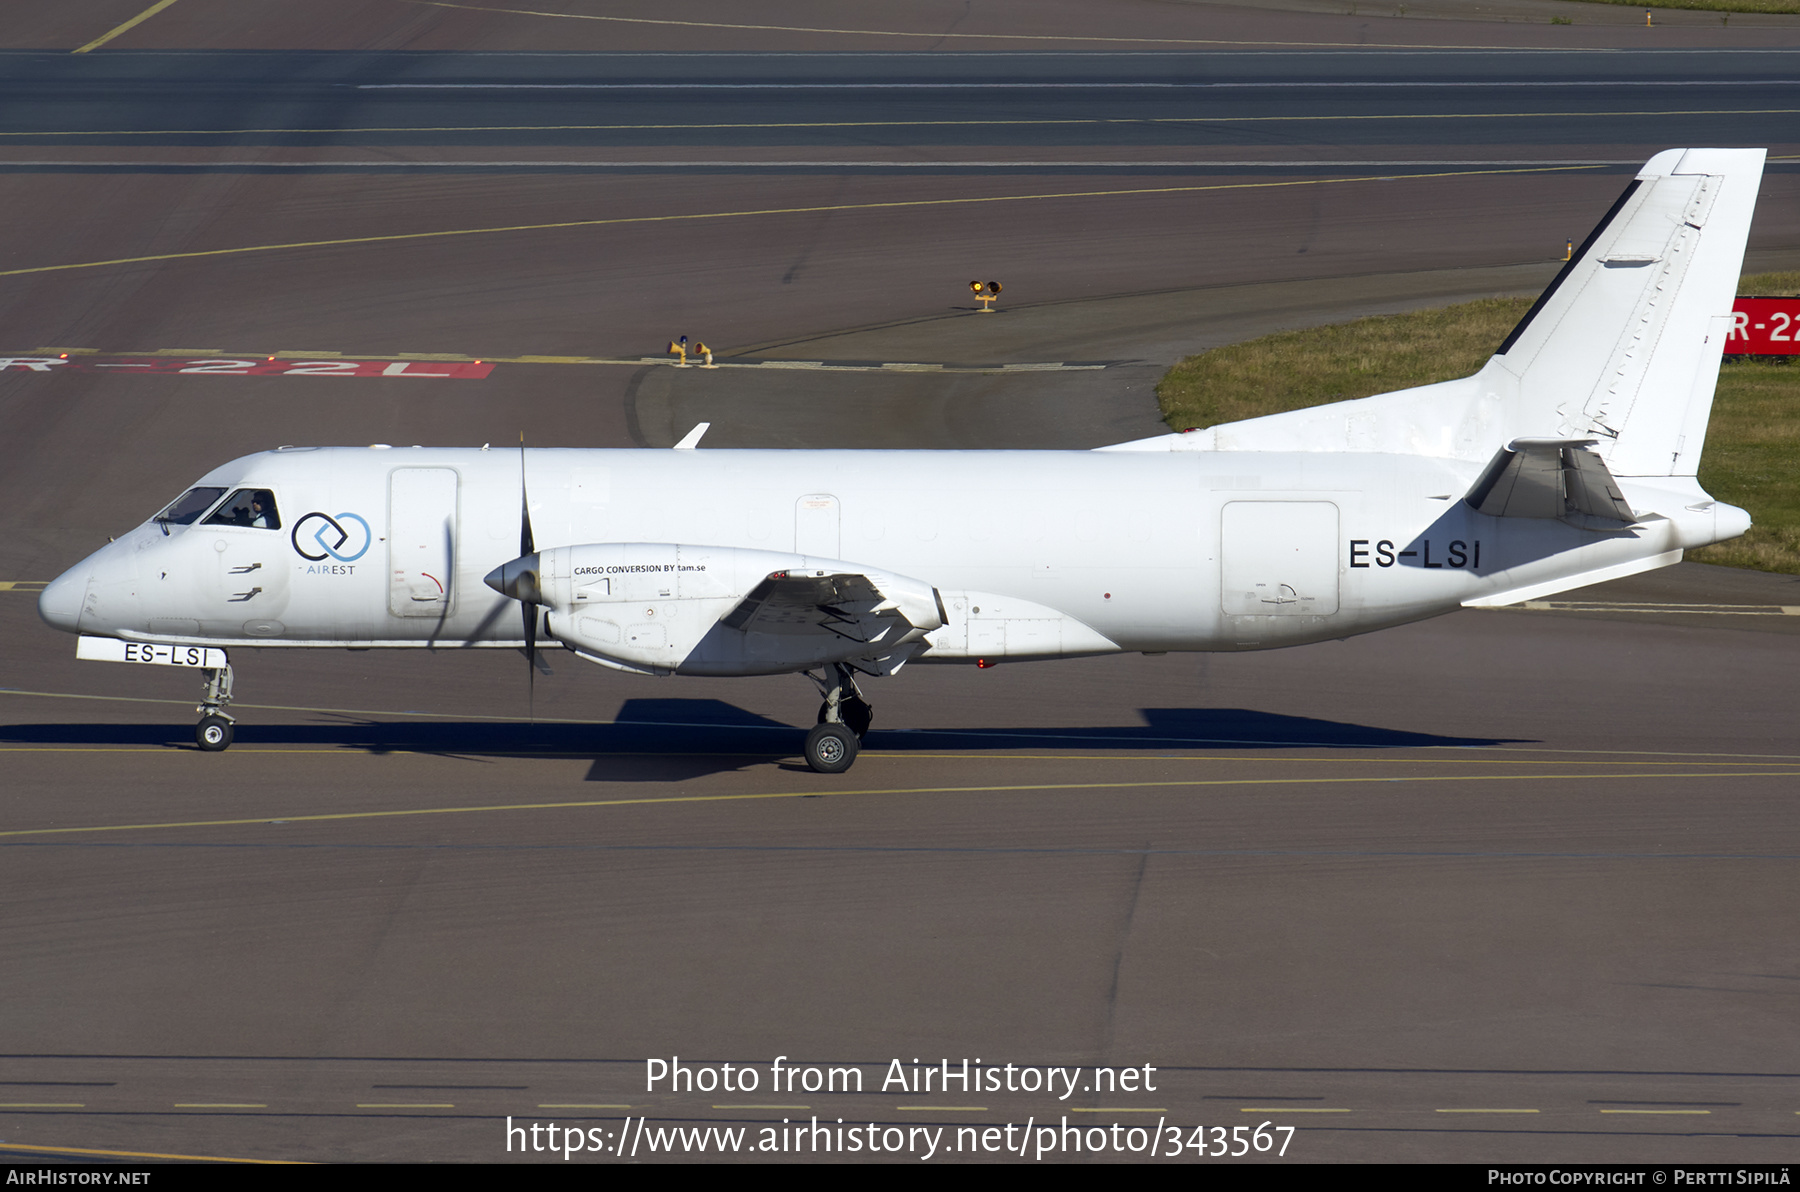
(804, 662, 873, 773)
(195, 663, 235, 752)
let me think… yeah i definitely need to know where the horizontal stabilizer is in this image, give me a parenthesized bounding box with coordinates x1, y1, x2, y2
(1466, 439, 1636, 524)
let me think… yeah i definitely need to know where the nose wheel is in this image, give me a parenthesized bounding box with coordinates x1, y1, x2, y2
(194, 663, 236, 752)
(196, 714, 234, 752)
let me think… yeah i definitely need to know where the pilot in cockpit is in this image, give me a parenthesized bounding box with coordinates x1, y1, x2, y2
(202, 489, 280, 530)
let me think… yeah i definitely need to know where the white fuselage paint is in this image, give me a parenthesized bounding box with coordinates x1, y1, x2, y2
(51, 444, 1735, 666)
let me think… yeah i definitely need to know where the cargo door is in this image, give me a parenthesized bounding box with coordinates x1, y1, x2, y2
(1220, 501, 1339, 617)
(389, 467, 459, 617)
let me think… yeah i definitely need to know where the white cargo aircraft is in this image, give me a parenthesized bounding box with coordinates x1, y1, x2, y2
(39, 148, 1763, 771)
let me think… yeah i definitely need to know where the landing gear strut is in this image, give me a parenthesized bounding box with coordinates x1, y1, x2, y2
(805, 663, 871, 773)
(195, 663, 235, 752)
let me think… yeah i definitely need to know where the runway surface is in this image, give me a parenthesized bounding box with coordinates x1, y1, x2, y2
(3, 0, 1800, 1166)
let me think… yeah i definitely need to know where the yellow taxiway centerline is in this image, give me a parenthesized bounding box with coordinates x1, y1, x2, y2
(0, 165, 1605, 281)
(72, 0, 182, 54)
(2, 109, 1794, 139)
(4, 686, 1800, 762)
(396, 0, 1722, 53)
(0, 1141, 297, 1163)
(1, 743, 1795, 770)
(3, 770, 1798, 840)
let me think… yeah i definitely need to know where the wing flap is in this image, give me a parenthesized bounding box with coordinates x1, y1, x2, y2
(722, 571, 889, 634)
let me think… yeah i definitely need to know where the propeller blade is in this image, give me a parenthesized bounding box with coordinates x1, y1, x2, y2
(520, 432, 535, 558)
(525, 601, 536, 710)
(520, 433, 537, 710)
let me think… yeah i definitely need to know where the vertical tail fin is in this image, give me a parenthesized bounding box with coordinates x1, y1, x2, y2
(1104, 149, 1766, 474)
(1491, 148, 1765, 477)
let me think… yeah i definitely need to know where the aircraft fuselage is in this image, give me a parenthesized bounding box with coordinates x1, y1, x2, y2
(41, 444, 1732, 664)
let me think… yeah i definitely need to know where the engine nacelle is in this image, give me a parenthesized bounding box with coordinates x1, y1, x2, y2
(490, 543, 943, 676)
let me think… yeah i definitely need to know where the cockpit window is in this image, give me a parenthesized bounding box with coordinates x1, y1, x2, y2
(203, 489, 281, 530)
(155, 487, 226, 526)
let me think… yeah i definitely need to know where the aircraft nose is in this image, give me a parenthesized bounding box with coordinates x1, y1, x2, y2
(38, 568, 86, 634)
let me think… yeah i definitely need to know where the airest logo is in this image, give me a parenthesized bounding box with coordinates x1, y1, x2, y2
(291, 512, 373, 562)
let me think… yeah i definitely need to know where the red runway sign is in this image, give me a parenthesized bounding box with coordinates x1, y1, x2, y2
(1728, 298, 1800, 355)
(0, 356, 495, 377)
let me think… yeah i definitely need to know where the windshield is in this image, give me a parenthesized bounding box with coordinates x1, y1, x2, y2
(155, 487, 226, 526)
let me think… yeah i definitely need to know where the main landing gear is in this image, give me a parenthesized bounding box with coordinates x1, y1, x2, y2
(195, 663, 235, 752)
(804, 662, 873, 774)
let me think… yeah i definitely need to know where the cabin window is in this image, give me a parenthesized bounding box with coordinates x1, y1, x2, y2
(203, 489, 281, 530)
(154, 487, 226, 527)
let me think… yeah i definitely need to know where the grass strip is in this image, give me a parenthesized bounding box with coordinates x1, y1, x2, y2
(1567, 0, 1800, 16)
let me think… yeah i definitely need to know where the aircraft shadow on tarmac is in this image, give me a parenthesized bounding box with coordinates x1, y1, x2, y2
(2, 700, 1525, 782)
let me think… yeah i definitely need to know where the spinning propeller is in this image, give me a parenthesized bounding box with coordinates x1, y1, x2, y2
(481, 435, 547, 707)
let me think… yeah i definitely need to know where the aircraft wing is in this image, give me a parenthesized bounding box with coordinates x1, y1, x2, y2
(721, 569, 920, 642)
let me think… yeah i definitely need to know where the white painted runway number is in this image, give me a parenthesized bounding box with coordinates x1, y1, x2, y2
(0, 356, 494, 378)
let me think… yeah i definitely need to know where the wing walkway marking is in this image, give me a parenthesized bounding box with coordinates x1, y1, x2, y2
(2, 769, 1798, 840)
(0, 165, 1606, 281)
